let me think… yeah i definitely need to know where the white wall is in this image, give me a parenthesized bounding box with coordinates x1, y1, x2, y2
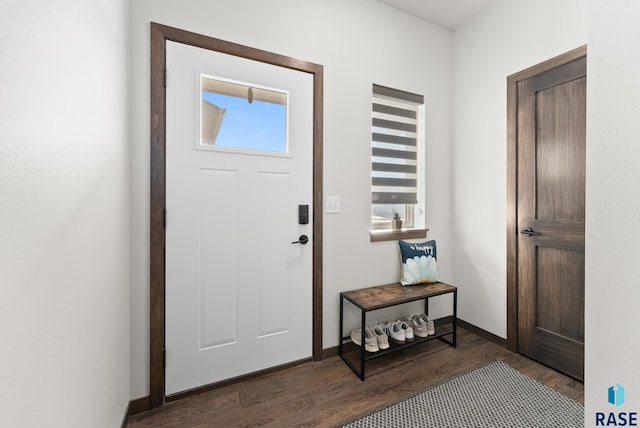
(455, 0, 640, 421)
(0, 1, 130, 426)
(129, 0, 453, 398)
(585, 0, 640, 423)
(452, 0, 587, 338)
(2, 0, 634, 420)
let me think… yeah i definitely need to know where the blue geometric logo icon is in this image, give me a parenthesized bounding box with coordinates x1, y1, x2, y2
(608, 384, 625, 407)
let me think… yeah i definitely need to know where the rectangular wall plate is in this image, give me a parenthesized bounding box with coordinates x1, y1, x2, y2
(326, 196, 341, 213)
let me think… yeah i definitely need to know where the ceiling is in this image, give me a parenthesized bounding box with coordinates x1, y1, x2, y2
(376, 0, 500, 30)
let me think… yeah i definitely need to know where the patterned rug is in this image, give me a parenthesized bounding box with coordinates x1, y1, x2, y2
(339, 360, 583, 428)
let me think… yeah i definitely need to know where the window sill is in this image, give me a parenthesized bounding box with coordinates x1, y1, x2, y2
(369, 228, 429, 243)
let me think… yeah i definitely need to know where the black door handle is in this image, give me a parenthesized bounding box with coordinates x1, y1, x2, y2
(520, 227, 541, 236)
(291, 234, 309, 245)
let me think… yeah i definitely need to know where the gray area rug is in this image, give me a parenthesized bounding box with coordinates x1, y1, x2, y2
(339, 360, 583, 428)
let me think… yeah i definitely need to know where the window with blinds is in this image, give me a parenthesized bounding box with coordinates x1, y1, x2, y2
(371, 84, 424, 231)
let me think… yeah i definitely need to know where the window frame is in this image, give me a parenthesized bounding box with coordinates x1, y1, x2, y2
(370, 84, 428, 242)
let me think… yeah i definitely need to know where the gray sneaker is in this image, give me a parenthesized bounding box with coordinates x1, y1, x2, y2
(351, 327, 379, 352)
(398, 320, 414, 342)
(417, 313, 436, 335)
(406, 314, 429, 338)
(372, 322, 390, 350)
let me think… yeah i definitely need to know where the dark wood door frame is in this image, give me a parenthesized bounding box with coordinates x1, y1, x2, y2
(149, 22, 324, 408)
(506, 45, 587, 353)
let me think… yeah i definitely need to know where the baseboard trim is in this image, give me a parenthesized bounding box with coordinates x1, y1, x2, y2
(124, 395, 151, 425)
(129, 395, 151, 415)
(457, 318, 507, 348)
(323, 345, 339, 359)
(120, 400, 131, 428)
(434, 315, 453, 327)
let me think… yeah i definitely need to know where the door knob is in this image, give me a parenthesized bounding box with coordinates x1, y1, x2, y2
(291, 234, 309, 245)
(520, 227, 541, 236)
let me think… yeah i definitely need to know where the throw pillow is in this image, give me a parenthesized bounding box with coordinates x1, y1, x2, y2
(399, 240, 439, 286)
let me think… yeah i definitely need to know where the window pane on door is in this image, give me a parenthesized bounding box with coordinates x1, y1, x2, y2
(200, 75, 288, 153)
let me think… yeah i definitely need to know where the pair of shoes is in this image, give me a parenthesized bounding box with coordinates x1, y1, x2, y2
(351, 324, 390, 352)
(384, 320, 414, 345)
(405, 313, 435, 337)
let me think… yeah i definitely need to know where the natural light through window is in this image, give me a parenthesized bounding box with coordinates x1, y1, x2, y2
(199, 75, 288, 153)
(371, 84, 425, 237)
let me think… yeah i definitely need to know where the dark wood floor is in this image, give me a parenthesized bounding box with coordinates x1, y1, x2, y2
(127, 327, 583, 427)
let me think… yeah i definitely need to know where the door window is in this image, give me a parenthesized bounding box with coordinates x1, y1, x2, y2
(199, 75, 288, 154)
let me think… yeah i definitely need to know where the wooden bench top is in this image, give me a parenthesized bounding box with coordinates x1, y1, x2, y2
(340, 282, 456, 311)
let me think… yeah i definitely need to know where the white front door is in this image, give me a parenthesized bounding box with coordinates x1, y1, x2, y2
(165, 41, 313, 395)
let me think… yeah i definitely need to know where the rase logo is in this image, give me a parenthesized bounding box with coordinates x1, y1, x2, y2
(610, 384, 626, 407)
(596, 384, 637, 426)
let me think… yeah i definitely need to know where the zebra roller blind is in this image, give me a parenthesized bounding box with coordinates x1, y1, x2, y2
(371, 84, 423, 207)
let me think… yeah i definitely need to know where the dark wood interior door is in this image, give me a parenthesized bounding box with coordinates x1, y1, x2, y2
(516, 56, 586, 381)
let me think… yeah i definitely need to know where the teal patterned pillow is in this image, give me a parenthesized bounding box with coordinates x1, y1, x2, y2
(399, 240, 439, 286)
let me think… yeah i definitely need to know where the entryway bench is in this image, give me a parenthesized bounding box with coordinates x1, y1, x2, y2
(339, 282, 457, 380)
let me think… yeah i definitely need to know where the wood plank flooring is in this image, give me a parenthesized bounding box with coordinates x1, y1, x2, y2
(127, 327, 583, 427)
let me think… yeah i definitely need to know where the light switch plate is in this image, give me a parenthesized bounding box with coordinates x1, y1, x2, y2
(326, 196, 341, 213)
